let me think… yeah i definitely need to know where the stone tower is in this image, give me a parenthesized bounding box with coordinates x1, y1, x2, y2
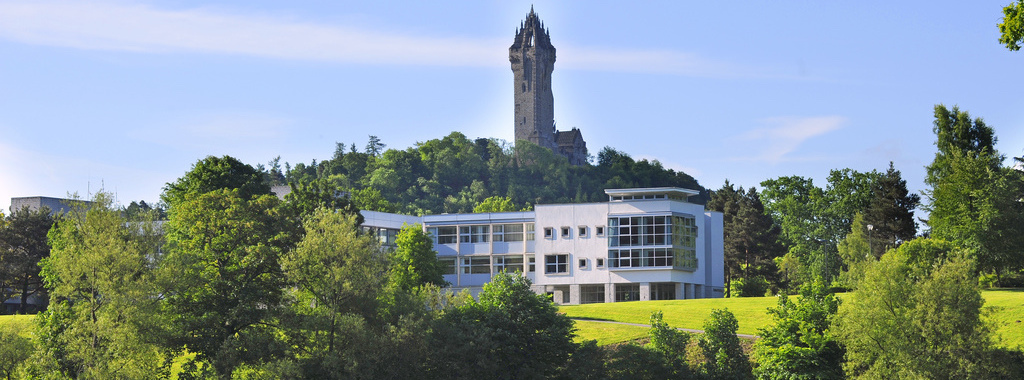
(510, 7, 557, 151)
(510, 7, 588, 165)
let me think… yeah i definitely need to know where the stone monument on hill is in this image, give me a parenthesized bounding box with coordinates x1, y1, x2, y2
(509, 7, 588, 165)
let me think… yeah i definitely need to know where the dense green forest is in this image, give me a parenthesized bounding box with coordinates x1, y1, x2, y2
(268, 132, 708, 215)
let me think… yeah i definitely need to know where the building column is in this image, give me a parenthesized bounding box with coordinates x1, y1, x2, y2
(674, 282, 684, 300)
(569, 284, 581, 305)
(606, 283, 614, 303)
(639, 282, 651, 301)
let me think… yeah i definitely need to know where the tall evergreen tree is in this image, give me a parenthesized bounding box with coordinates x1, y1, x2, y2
(709, 182, 783, 296)
(862, 162, 920, 257)
(0, 206, 55, 313)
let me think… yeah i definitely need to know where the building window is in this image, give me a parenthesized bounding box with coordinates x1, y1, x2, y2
(493, 255, 524, 273)
(526, 223, 535, 240)
(428, 226, 457, 245)
(561, 226, 571, 239)
(438, 257, 456, 275)
(459, 225, 490, 243)
(581, 285, 605, 304)
(578, 226, 588, 238)
(579, 258, 588, 269)
(461, 257, 490, 274)
(493, 223, 525, 242)
(528, 256, 536, 272)
(545, 254, 568, 274)
(544, 227, 554, 239)
(615, 284, 640, 302)
(606, 215, 698, 270)
(595, 226, 605, 237)
(596, 258, 605, 268)
(651, 283, 676, 300)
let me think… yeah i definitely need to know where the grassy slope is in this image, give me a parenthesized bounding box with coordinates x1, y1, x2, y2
(0, 314, 36, 338)
(565, 289, 1024, 348)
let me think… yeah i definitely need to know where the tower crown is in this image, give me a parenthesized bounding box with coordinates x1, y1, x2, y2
(510, 8, 553, 51)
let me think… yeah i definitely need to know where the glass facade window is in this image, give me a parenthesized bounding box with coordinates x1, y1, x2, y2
(438, 257, 456, 275)
(615, 284, 640, 302)
(461, 257, 490, 274)
(428, 226, 457, 245)
(545, 254, 568, 274)
(526, 223, 535, 241)
(493, 255, 524, 273)
(580, 285, 605, 304)
(607, 215, 698, 270)
(459, 225, 490, 243)
(493, 223, 525, 242)
(651, 283, 676, 300)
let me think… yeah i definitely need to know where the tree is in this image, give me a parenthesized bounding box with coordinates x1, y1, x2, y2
(0, 205, 55, 314)
(33, 192, 164, 378)
(709, 182, 784, 296)
(427, 272, 576, 380)
(753, 281, 844, 380)
(159, 189, 298, 376)
(836, 238, 993, 379)
(999, 0, 1024, 51)
(473, 196, 519, 213)
(388, 224, 447, 291)
(284, 177, 362, 223)
(162, 155, 270, 208)
(699, 308, 753, 380)
(0, 324, 31, 380)
(836, 213, 872, 288)
(280, 209, 390, 378)
(365, 135, 386, 157)
(862, 162, 920, 257)
(924, 105, 1024, 283)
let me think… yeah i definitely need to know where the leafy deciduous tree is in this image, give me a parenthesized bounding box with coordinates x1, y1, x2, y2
(754, 281, 844, 380)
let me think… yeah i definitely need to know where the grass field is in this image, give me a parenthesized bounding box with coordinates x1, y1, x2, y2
(0, 314, 36, 338)
(564, 289, 1024, 348)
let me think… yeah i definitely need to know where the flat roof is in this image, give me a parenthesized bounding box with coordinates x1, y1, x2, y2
(604, 187, 700, 198)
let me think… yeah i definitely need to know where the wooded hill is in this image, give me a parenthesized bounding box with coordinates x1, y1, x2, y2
(269, 132, 707, 215)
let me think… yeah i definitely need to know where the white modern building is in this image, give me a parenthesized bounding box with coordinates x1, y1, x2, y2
(362, 187, 725, 305)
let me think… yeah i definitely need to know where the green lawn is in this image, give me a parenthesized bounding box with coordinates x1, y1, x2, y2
(0, 314, 36, 338)
(564, 289, 1024, 348)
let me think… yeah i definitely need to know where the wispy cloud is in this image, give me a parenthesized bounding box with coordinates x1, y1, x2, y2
(731, 116, 845, 163)
(0, 1, 768, 77)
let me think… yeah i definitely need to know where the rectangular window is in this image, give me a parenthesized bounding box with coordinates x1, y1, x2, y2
(528, 256, 536, 272)
(561, 226, 571, 239)
(650, 283, 676, 301)
(578, 258, 588, 269)
(595, 226, 605, 237)
(596, 258, 605, 268)
(493, 255, 524, 273)
(526, 223, 535, 241)
(608, 248, 675, 269)
(428, 226, 457, 245)
(580, 285, 605, 304)
(461, 257, 491, 274)
(544, 227, 554, 239)
(545, 254, 568, 274)
(578, 226, 588, 238)
(615, 284, 640, 302)
(459, 225, 490, 243)
(438, 257, 456, 275)
(493, 223, 524, 242)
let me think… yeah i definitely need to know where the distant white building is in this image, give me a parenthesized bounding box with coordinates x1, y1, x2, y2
(362, 187, 725, 304)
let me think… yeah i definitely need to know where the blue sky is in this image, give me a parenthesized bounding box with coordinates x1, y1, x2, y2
(2, 0, 1023, 213)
